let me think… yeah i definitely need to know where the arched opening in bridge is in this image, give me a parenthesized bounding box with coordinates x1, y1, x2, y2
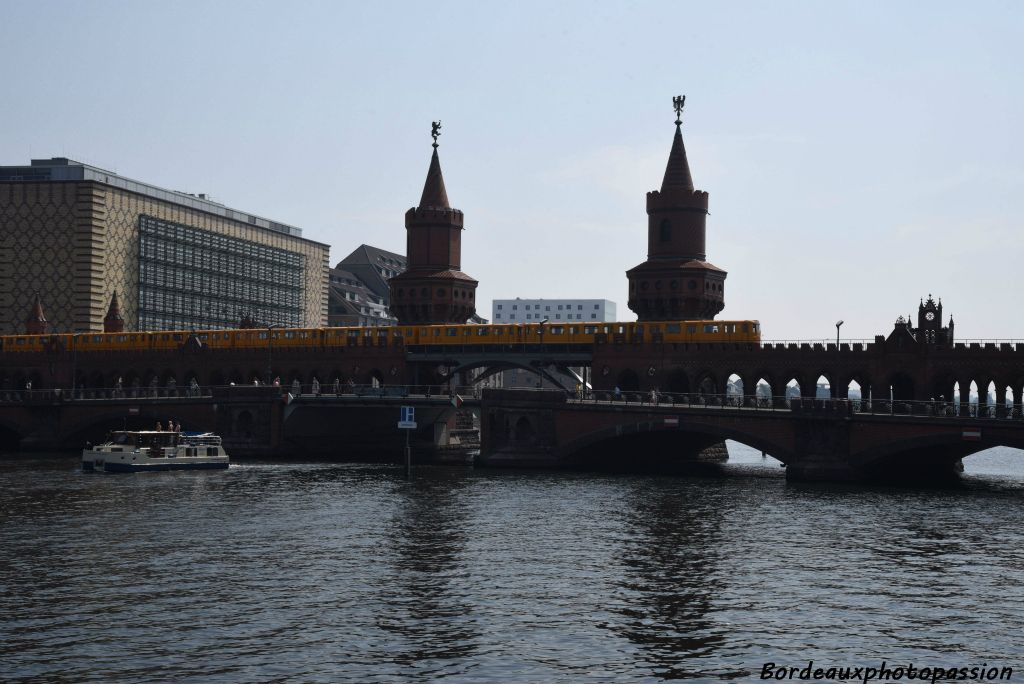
(617, 369, 639, 393)
(370, 369, 384, 388)
(727, 374, 743, 402)
(985, 381, 997, 413)
(816, 375, 831, 399)
(1006, 386, 1016, 413)
(210, 370, 226, 387)
(847, 380, 862, 403)
(512, 416, 535, 445)
(785, 379, 801, 402)
(756, 378, 772, 404)
(698, 375, 717, 397)
(969, 380, 980, 415)
(889, 373, 915, 403)
(666, 369, 689, 394)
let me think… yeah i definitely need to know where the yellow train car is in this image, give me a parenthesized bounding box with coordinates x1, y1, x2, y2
(75, 332, 154, 352)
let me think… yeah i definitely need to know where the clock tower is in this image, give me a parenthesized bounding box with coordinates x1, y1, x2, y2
(914, 295, 953, 346)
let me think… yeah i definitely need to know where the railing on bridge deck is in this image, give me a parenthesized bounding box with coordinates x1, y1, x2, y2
(3, 385, 1021, 421)
(0, 383, 485, 404)
(568, 390, 1024, 421)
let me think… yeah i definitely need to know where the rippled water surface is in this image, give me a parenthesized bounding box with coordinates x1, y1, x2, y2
(3, 445, 1024, 683)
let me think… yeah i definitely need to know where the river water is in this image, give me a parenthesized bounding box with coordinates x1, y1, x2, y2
(2, 445, 1023, 683)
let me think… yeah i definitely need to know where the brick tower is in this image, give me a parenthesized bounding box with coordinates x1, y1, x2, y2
(389, 122, 478, 324)
(103, 291, 125, 333)
(25, 292, 48, 335)
(627, 96, 726, 320)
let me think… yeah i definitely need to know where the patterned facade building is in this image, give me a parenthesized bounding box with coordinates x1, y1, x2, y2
(0, 158, 329, 333)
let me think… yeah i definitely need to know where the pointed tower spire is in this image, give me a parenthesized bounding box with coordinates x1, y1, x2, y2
(103, 291, 125, 333)
(419, 120, 450, 209)
(25, 292, 48, 335)
(390, 121, 478, 325)
(661, 95, 694, 192)
(627, 95, 725, 322)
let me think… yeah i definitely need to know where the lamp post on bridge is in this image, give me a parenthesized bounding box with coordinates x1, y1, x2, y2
(835, 320, 844, 348)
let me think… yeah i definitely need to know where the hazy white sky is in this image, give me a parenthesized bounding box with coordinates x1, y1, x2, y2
(3, 1, 1021, 339)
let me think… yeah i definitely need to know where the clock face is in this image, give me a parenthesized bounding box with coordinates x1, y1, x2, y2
(925, 311, 935, 321)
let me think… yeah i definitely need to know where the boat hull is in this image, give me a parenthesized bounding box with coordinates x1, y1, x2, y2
(86, 459, 229, 473)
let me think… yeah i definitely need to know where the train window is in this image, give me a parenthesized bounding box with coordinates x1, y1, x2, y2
(173, 334, 183, 341)
(754, 323, 760, 333)
(742, 323, 750, 333)
(616, 325, 625, 334)
(93, 335, 102, 343)
(476, 328, 489, 336)
(687, 325, 697, 334)
(584, 326, 596, 334)
(703, 324, 719, 334)
(347, 330, 359, 337)
(667, 324, 681, 333)
(433, 329, 441, 337)
(569, 327, 577, 334)
(550, 326, 563, 334)
(464, 328, 471, 336)
(285, 332, 294, 339)
(16, 338, 25, 345)
(446, 328, 457, 337)
(117, 335, 127, 342)
(650, 325, 660, 333)
(162, 334, 171, 341)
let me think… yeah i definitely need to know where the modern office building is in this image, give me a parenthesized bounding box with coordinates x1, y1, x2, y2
(491, 298, 617, 323)
(0, 157, 330, 333)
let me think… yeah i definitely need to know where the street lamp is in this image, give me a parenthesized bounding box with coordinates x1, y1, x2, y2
(835, 320, 844, 347)
(266, 323, 283, 385)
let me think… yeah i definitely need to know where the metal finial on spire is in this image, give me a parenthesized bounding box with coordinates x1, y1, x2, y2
(431, 120, 442, 148)
(673, 95, 685, 125)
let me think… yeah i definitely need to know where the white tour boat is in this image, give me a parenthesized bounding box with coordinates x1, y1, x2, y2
(82, 430, 229, 472)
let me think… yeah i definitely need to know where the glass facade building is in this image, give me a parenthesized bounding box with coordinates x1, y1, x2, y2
(138, 215, 305, 330)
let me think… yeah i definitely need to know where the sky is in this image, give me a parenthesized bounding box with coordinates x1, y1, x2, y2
(2, 1, 1022, 340)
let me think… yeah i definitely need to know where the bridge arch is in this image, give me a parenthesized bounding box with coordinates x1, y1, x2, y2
(814, 373, 832, 399)
(665, 369, 690, 394)
(617, 368, 640, 392)
(560, 416, 798, 469)
(887, 372, 915, 402)
(696, 372, 717, 397)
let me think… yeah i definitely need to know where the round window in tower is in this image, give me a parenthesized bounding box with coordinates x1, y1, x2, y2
(688, 280, 697, 290)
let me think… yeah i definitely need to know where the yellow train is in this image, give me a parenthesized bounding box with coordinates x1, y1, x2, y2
(0, 320, 761, 353)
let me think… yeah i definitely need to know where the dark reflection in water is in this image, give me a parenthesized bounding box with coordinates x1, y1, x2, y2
(611, 482, 731, 680)
(1, 446, 1024, 683)
(378, 472, 479, 674)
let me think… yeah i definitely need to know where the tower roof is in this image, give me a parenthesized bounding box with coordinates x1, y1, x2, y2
(27, 292, 46, 323)
(418, 148, 451, 209)
(661, 122, 695, 192)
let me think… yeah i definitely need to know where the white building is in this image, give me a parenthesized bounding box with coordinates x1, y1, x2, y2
(491, 298, 617, 323)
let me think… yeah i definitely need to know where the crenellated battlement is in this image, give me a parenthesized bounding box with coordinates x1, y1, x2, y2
(646, 188, 709, 212)
(405, 206, 465, 227)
